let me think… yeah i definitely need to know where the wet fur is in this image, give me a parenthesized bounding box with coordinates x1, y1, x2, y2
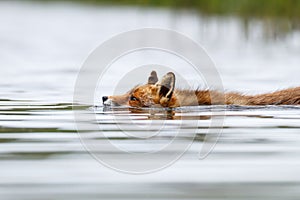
(177, 87, 300, 106)
(104, 71, 300, 107)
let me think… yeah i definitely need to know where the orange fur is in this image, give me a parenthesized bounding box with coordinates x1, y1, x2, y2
(103, 71, 300, 107)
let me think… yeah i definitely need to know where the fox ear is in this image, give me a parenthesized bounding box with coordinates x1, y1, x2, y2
(148, 71, 158, 84)
(158, 72, 175, 105)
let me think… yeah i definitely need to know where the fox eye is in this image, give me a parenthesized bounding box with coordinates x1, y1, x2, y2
(130, 96, 138, 101)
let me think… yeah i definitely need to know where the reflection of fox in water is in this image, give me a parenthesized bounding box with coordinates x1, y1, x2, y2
(102, 71, 300, 107)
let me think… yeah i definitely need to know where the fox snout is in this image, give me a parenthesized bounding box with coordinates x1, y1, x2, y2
(102, 96, 112, 106)
(102, 96, 108, 103)
(102, 96, 108, 102)
(102, 94, 131, 106)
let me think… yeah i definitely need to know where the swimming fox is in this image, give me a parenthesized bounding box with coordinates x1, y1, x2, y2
(102, 71, 300, 107)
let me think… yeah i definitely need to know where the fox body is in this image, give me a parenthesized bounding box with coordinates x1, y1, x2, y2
(102, 71, 300, 107)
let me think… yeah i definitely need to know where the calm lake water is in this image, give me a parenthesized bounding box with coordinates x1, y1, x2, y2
(1, 1, 300, 200)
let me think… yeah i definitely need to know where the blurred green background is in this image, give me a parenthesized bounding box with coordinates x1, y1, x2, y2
(37, 0, 300, 37)
(45, 0, 300, 19)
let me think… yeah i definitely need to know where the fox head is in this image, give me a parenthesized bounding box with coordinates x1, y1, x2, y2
(102, 71, 177, 107)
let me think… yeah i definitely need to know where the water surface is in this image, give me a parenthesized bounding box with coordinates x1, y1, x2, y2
(0, 1, 300, 199)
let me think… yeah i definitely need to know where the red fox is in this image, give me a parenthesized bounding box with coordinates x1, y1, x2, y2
(102, 71, 300, 107)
